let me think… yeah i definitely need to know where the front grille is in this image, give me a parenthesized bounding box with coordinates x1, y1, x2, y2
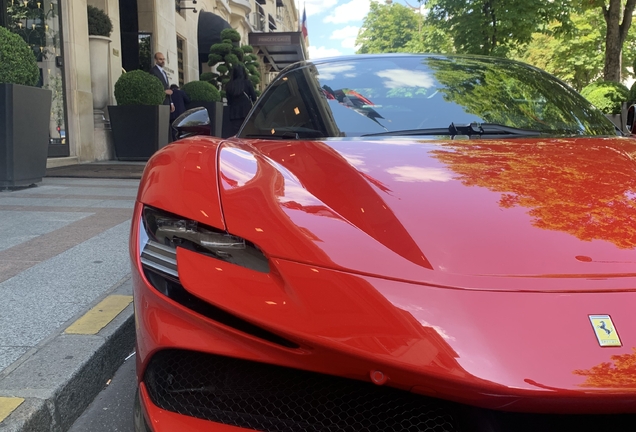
(144, 349, 459, 432)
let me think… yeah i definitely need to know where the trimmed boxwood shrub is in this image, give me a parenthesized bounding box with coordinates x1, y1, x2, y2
(87, 6, 113, 37)
(0, 26, 39, 86)
(114, 70, 165, 106)
(580, 81, 628, 115)
(199, 72, 217, 84)
(182, 81, 221, 102)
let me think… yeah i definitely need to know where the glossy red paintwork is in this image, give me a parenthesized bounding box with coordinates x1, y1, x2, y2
(137, 136, 226, 230)
(218, 136, 636, 290)
(132, 134, 636, 428)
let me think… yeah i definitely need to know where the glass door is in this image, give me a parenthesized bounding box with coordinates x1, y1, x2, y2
(6, 0, 69, 157)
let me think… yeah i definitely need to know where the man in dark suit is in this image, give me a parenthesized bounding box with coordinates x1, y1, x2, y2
(150, 52, 175, 114)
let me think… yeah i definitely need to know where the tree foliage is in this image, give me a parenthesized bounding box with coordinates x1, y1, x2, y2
(425, 0, 571, 57)
(207, 28, 260, 97)
(431, 139, 636, 249)
(580, 80, 628, 114)
(574, 348, 636, 388)
(574, 0, 636, 82)
(356, 3, 420, 54)
(357, 0, 636, 86)
(513, 10, 606, 91)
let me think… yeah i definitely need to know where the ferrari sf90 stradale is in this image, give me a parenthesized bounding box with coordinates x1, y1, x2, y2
(131, 54, 636, 432)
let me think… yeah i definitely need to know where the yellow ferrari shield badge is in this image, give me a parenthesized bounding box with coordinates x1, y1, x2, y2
(589, 315, 622, 347)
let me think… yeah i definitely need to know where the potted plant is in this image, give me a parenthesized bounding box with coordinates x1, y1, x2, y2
(87, 5, 113, 113)
(0, 26, 52, 189)
(108, 70, 169, 160)
(182, 80, 223, 137)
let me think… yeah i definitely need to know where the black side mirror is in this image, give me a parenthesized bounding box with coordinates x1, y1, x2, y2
(626, 104, 635, 133)
(172, 107, 211, 139)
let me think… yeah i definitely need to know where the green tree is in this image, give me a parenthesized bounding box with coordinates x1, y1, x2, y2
(574, 0, 636, 82)
(514, 11, 605, 91)
(404, 21, 454, 54)
(356, 2, 420, 54)
(514, 9, 636, 91)
(425, 0, 571, 57)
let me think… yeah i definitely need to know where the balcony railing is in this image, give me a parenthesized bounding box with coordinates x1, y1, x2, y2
(249, 12, 266, 32)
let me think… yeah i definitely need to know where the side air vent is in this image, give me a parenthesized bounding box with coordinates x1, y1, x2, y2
(142, 269, 299, 349)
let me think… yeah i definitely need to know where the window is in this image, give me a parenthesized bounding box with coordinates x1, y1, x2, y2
(138, 33, 152, 72)
(177, 36, 185, 86)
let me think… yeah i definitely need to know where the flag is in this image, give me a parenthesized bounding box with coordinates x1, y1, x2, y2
(301, 6, 308, 38)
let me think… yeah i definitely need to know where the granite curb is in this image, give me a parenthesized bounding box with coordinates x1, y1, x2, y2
(0, 279, 136, 432)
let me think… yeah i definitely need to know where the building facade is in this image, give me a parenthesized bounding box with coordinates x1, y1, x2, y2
(0, 0, 306, 166)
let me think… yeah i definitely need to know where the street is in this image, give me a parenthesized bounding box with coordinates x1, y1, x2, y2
(68, 353, 136, 432)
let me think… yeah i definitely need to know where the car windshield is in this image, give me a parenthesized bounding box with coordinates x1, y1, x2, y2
(239, 55, 617, 139)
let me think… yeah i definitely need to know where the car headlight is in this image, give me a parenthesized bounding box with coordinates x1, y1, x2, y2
(140, 206, 269, 275)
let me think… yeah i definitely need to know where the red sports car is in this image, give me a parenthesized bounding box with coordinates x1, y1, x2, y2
(131, 54, 636, 432)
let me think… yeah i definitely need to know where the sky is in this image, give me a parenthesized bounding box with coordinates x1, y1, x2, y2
(296, 0, 416, 59)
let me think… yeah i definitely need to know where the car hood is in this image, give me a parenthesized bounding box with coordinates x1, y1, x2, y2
(219, 136, 636, 291)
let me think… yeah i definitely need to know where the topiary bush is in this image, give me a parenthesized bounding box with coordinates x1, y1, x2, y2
(207, 28, 260, 97)
(87, 5, 113, 37)
(581, 81, 628, 115)
(199, 72, 217, 84)
(182, 81, 221, 102)
(0, 26, 39, 86)
(114, 70, 165, 106)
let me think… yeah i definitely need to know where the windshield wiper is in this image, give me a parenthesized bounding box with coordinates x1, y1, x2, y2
(245, 127, 327, 140)
(245, 132, 300, 140)
(361, 123, 544, 138)
(451, 123, 543, 137)
(361, 128, 449, 137)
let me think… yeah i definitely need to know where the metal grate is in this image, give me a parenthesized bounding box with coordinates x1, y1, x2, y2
(144, 349, 459, 432)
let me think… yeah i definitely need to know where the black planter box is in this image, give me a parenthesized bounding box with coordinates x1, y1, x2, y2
(108, 104, 170, 161)
(184, 101, 224, 137)
(0, 84, 52, 189)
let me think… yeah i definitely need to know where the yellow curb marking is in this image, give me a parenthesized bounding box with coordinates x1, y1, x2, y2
(65, 295, 133, 335)
(0, 397, 24, 423)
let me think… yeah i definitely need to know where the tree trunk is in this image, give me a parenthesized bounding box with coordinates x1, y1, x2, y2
(0, 0, 7, 28)
(603, 0, 636, 82)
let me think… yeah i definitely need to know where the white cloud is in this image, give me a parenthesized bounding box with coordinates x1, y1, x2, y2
(330, 26, 360, 49)
(308, 46, 343, 60)
(303, 0, 339, 16)
(340, 152, 366, 167)
(324, 0, 372, 24)
(375, 69, 435, 89)
(316, 63, 355, 79)
(341, 38, 358, 49)
(330, 26, 359, 40)
(386, 166, 453, 183)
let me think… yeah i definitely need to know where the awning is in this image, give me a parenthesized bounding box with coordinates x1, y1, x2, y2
(198, 11, 232, 66)
(248, 32, 307, 73)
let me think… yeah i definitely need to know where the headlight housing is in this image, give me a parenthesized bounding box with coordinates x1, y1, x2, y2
(140, 206, 269, 275)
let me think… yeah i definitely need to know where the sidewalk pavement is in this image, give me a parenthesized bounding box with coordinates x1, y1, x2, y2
(0, 171, 141, 432)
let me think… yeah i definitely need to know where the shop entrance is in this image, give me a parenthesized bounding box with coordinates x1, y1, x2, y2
(1, 0, 69, 157)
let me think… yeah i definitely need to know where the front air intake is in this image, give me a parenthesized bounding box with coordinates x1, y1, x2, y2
(144, 349, 459, 432)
